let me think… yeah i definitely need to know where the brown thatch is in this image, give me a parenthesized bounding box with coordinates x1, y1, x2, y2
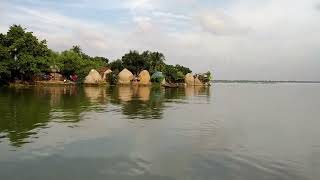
(84, 69, 103, 84)
(194, 77, 204, 86)
(97, 67, 109, 75)
(118, 68, 133, 85)
(184, 73, 195, 86)
(97, 67, 112, 80)
(138, 70, 151, 85)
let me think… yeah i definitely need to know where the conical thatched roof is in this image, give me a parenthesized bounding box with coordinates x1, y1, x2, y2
(84, 69, 103, 84)
(118, 68, 133, 85)
(138, 70, 151, 85)
(185, 73, 195, 86)
(97, 67, 112, 81)
(194, 77, 203, 86)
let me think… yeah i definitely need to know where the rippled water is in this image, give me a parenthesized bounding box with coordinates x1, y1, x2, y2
(0, 84, 319, 180)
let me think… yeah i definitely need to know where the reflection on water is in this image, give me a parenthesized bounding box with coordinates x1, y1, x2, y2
(0, 84, 319, 180)
(0, 86, 210, 147)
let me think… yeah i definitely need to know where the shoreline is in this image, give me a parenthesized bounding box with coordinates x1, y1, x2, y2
(4, 81, 210, 88)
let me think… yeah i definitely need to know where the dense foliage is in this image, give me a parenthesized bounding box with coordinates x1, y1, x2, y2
(109, 50, 191, 83)
(198, 71, 212, 83)
(0, 25, 197, 84)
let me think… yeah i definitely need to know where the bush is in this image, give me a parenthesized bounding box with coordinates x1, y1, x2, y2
(163, 65, 184, 83)
(106, 71, 118, 85)
(198, 71, 212, 83)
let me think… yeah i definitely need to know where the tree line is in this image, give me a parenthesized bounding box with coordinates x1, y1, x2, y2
(0, 24, 193, 84)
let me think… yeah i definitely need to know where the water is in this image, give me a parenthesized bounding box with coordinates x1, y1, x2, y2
(0, 83, 319, 180)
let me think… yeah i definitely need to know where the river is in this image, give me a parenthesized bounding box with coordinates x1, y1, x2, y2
(0, 83, 319, 180)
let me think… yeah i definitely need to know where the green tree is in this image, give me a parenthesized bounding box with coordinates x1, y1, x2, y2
(163, 65, 184, 83)
(71, 45, 82, 55)
(141, 51, 165, 74)
(121, 50, 147, 74)
(175, 64, 191, 75)
(0, 44, 11, 81)
(1, 25, 51, 80)
(58, 47, 105, 81)
(109, 59, 124, 72)
(92, 56, 109, 65)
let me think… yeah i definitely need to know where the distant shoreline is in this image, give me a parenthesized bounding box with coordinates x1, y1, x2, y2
(213, 80, 320, 84)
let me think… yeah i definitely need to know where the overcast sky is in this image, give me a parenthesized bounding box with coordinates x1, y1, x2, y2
(1, 0, 319, 80)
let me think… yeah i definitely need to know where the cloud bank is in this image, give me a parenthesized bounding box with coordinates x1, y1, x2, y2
(1, 0, 320, 80)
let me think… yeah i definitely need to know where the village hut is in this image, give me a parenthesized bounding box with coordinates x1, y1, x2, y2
(194, 76, 204, 86)
(138, 70, 151, 85)
(185, 73, 195, 86)
(97, 67, 112, 81)
(118, 68, 133, 85)
(84, 69, 103, 84)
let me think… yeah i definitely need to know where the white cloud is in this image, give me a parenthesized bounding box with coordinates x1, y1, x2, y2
(152, 11, 191, 20)
(198, 10, 251, 35)
(124, 0, 154, 11)
(1, 0, 320, 80)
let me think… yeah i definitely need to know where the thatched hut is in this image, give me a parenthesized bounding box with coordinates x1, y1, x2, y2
(185, 73, 195, 86)
(194, 77, 204, 86)
(118, 68, 133, 85)
(138, 70, 151, 85)
(97, 67, 112, 81)
(84, 69, 103, 84)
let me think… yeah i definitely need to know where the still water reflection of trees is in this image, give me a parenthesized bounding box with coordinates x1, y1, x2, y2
(0, 86, 210, 147)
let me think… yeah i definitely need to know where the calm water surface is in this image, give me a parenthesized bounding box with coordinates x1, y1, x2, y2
(0, 83, 319, 180)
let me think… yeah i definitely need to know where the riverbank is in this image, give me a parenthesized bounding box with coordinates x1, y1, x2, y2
(5, 80, 210, 88)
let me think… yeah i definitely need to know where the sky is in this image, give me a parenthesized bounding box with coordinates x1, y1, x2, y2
(1, 0, 320, 80)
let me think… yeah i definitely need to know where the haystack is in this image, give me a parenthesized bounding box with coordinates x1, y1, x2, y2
(185, 73, 195, 86)
(194, 77, 203, 86)
(138, 70, 151, 85)
(84, 69, 103, 84)
(118, 68, 133, 85)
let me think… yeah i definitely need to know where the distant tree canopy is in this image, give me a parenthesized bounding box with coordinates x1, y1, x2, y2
(0, 25, 196, 84)
(0, 25, 52, 81)
(119, 50, 166, 75)
(0, 25, 107, 82)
